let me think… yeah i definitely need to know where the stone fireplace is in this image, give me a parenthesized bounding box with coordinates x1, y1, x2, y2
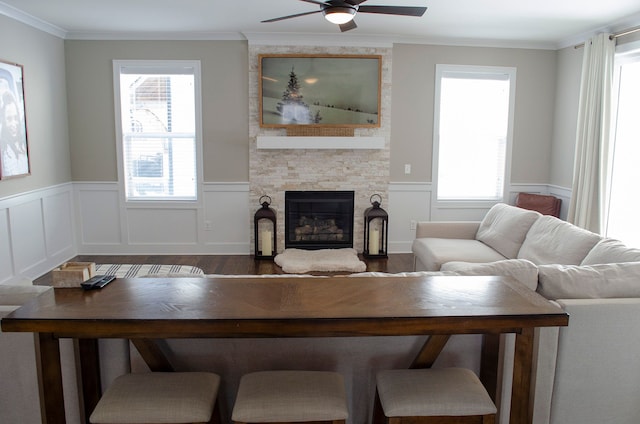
(285, 191, 354, 250)
(248, 43, 392, 254)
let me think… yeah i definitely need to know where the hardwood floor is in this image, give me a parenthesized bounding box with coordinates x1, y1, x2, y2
(35, 253, 415, 285)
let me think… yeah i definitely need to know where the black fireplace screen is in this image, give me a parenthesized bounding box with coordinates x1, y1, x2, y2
(285, 191, 354, 250)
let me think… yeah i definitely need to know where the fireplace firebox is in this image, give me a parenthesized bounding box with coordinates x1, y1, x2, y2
(285, 191, 354, 250)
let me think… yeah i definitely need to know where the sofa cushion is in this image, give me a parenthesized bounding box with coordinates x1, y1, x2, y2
(441, 259, 538, 290)
(412, 238, 507, 271)
(0, 305, 20, 321)
(517, 215, 602, 265)
(0, 284, 51, 306)
(349, 271, 459, 277)
(581, 238, 640, 265)
(537, 262, 640, 300)
(476, 203, 541, 259)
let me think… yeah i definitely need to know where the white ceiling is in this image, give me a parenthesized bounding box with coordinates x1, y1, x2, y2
(2, 0, 640, 49)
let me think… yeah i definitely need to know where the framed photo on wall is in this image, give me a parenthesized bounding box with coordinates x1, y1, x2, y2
(259, 54, 381, 128)
(0, 59, 30, 179)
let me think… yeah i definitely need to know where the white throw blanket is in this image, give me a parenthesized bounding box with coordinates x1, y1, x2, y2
(274, 248, 367, 273)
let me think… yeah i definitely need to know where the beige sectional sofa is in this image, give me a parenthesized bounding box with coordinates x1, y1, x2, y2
(4, 208, 639, 424)
(412, 203, 640, 424)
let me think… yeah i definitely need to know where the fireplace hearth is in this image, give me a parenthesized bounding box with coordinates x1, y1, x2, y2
(285, 191, 354, 250)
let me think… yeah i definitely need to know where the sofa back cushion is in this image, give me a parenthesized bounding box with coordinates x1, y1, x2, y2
(517, 215, 602, 265)
(581, 238, 640, 265)
(537, 262, 640, 300)
(441, 259, 539, 290)
(475, 203, 541, 259)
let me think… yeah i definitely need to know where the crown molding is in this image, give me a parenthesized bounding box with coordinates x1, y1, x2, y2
(0, 1, 66, 38)
(556, 11, 640, 49)
(64, 31, 246, 41)
(392, 35, 557, 50)
(244, 32, 393, 48)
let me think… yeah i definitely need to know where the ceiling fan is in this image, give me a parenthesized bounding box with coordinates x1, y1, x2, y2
(262, 0, 428, 32)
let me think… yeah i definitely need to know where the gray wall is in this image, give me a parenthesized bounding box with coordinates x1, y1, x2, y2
(64, 40, 249, 182)
(390, 43, 558, 183)
(549, 46, 583, 188)
(0, 15, 71, 197)
(547, 32, 640, 189)
(2, 22, 589, 197)
(64, 40, 560, 186)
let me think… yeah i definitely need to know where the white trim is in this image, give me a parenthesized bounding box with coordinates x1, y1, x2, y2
(431, 64, 517, 214)
(65, 31, 245, 41)
(244, 32, 393, 48)
(0, 183, 76, 284)
(112, 59, 205, 205)
(257, 136, 385, 150)
(0, 1, 66, 38)
(0, 182, 570, 261)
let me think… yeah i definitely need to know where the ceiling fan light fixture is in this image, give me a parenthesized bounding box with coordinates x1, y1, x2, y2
(323, 6, 356, 25)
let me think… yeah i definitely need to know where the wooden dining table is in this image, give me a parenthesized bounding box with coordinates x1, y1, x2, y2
(1, 275, 568, 424)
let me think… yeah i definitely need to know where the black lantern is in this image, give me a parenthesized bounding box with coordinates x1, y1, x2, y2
(254, 195, 276, 260)
(363, 194, 388, 258)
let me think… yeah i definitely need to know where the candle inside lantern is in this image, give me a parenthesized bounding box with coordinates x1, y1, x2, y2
(261, 230, 272, 256)
(369, 229, 379, 255)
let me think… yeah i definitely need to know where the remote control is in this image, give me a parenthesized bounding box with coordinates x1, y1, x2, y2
(81, 275, 116, 290)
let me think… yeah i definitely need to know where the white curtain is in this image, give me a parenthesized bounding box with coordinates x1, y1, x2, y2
(567, 33, 615, 233)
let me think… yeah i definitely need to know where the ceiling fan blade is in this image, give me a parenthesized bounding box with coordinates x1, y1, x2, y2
(357, 5, 427, 17)
(261, 10, 322, 23)
(339, 20, 358, 32)
(297, 0, 327, 5)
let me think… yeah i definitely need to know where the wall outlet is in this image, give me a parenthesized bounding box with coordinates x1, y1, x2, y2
(410, 220, 417, 230)
(404, 164, 411, 174)
(204, 221, 212, 230)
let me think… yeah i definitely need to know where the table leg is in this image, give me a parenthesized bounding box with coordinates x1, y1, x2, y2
(480, 333, 500, 402)
(131, 338, 175, 372)
(78, 339, 102, 423)
(410, 335, 450, 368)
(510, 327, 535, 424)
(36, 333, 66, 424)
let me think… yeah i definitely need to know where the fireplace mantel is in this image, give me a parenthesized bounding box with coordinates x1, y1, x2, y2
(257, 136, 385, 150)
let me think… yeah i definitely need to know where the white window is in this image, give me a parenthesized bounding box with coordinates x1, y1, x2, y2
(605, 44, 640, 248)
(433, 65, 516, 203)
(113, 61, 202, 201)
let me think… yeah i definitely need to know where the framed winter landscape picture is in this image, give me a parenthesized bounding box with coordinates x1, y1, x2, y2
(259, 54, 381, 128)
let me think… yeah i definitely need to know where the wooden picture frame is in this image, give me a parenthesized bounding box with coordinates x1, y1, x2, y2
(259, 54, 381, 128)
(0, 59, 30, 179)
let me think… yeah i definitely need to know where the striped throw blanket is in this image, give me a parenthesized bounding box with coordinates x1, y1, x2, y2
(95, 264, 204, 278)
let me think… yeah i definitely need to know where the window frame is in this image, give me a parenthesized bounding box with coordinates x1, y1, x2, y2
(112, 60, 204, 204)
(604, 40, 640, 246)
(431, 64, 516, 210)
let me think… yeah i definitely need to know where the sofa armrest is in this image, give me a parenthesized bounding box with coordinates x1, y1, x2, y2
(541, 298, 640, 424)
(415, 221, 480, 239)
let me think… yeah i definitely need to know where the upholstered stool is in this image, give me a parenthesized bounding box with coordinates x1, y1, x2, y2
(374, 368, 497, 424)
(90, 372, 221, 424)
(232, 370, 349, 424)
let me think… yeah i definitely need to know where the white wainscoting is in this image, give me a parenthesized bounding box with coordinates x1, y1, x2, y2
(0, 182, 572, 282)
(389, 183, 571, 253)
(74, 182, 250, 255)
(388, 183, 432, 253)
(0, 183, 76, 284)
